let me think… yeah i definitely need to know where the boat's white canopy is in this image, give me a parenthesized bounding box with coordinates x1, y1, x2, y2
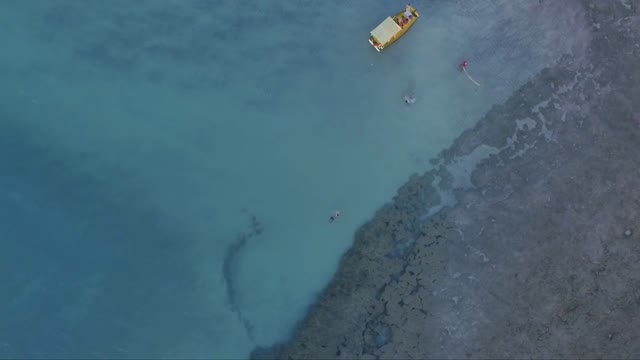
(371, 17, 401, 44)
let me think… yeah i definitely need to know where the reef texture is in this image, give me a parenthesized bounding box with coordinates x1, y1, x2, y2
(252, 0, 640, 358)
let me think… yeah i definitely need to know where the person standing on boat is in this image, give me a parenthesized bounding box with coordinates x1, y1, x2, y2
(405, 4, 413, 19)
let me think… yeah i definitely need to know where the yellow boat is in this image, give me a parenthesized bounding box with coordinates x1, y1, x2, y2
(368, 4, 420, 52)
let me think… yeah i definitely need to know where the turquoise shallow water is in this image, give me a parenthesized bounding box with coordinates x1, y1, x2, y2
(0, 0, 584, 358)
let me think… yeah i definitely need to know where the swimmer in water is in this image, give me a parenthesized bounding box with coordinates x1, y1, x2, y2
(404, 94, 416, 105)
(329, 210, 340, 223)
(460, 59, 481, 87)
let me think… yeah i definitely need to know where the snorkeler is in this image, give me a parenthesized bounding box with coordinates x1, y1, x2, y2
(404, 94, 416, 105)
(329, 210, 340, 223)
